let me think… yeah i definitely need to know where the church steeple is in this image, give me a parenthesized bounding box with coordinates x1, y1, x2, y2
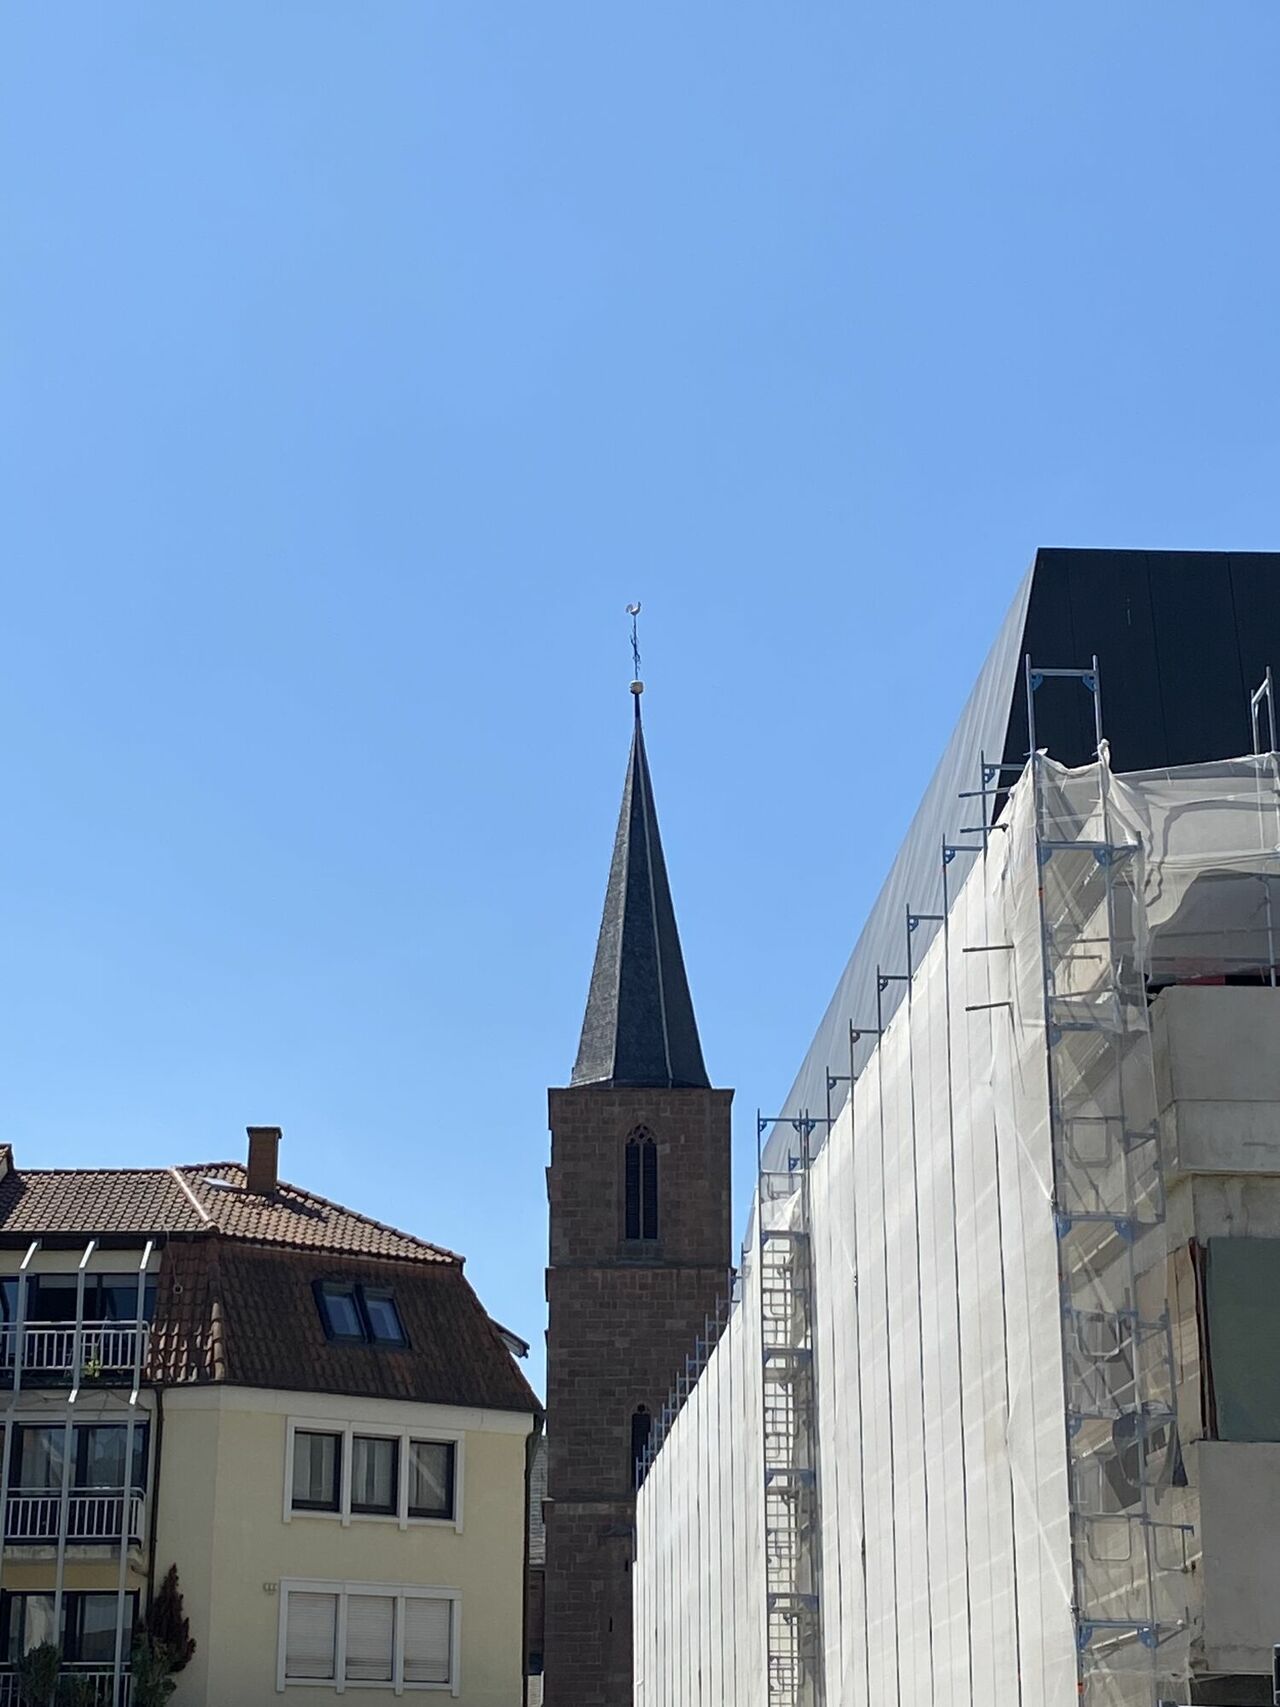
(571, 687, 709, 1091)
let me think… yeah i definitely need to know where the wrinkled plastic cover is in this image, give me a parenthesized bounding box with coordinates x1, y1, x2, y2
(636, 752, 1280, 1705)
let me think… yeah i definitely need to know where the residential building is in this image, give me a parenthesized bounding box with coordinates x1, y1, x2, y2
(0, 1126, 539, 1705)
(632, 550, 1280, 1707)
(542, 683, 733, 1706)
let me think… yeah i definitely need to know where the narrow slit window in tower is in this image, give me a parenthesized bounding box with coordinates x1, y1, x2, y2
(624, 1130, 658, 1242)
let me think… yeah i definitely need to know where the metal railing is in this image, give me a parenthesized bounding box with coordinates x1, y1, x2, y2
(4, 1488, 145, 1546)
(0, 1322, 149, 1384)
(0, 1669, 131, 1706)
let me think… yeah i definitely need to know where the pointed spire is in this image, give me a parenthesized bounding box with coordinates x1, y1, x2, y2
(572, 688, 710, 1090)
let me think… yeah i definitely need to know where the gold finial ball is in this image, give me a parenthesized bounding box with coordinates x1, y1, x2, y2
(630, 680, 644, 696)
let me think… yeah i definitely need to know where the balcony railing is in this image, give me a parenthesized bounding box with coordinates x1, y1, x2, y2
(0, 1668, 131, 1706)
(4, 1487, 145, 1546)
(0, 1322, 149, 1386)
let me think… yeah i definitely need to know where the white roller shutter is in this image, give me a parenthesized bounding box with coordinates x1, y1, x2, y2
(285, 1591, 337, 1680)
(345, 1593, 395, 1681)
(402, 1596, 452, 1685)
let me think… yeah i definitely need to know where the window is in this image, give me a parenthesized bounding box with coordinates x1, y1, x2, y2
(8, 1424, 148, 1492)
(362, 1290, 407, 1347)
(314, 1282, 408, 1348)
(10, 1424, 63, 1491)
(345, 1593, 395, 1682)
(351, 1435, 398, 1515)
(27, 1274, 156, 1324)
(402, 1596, 452, 1685)
(4, 1424, 149, 1544)
(284, 1590, 338, 1681)
(70, 1594, 124, 1665)
(631, 1406, 653, 1487)
(0, 1592, 137, 1662)
(407, 1441, 455, 1521)
(287, 1421, 461, 1527)
(76, 1424, 148, 1492)
(291, 1431, 341, 1513)
(315, 1283, 364, 1344)
(279, 1582, 456, 1691)
(624, 1128, 658, 1242)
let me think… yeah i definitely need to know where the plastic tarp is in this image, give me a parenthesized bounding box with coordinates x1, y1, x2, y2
(636, 752, 1280, 1705)
(637, 756, 1075, 1706)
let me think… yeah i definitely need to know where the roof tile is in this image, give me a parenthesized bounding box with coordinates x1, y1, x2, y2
(0, 1164, 456, 1264)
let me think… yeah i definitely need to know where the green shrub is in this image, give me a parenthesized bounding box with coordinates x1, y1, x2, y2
(129, 1636, 176, 1707)
(143, 1566, 195, 1673)
(16, 1642, 60, 1707)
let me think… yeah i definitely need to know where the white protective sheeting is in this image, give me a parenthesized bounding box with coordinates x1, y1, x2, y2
(635, 1229, 767, 1707)
(636, 753, 1280, 1706)
(638, 758, 1075, 1707)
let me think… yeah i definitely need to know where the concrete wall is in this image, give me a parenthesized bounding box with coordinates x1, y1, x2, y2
(1195, 1442, 1280, 1676)
(156, 1385, 531, 1705)
(1155, 986, 1280, 1176)
(1153, 987, 1280, 1690)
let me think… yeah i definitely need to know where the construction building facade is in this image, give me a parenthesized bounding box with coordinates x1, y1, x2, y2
(634, 551, 1280, 1707)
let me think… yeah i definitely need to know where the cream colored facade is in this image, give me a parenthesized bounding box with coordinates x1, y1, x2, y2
(0, 1243, 160, 1701)
(157, 1386, 532, 1707)
(0, 1234, 534, 1706)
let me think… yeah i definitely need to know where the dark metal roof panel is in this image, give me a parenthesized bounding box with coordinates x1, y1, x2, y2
(773, 547, 1280, 1163)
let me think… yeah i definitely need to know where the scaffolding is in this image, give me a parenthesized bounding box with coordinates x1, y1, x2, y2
(1024, 663, 1191, 1704)
(634, 710, 1280, 1706)
(757, 1115, 823, 1707)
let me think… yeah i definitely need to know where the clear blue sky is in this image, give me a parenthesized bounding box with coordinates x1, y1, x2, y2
(3, 5, 1278, 1395)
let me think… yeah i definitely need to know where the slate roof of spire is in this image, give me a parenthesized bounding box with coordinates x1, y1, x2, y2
(572, 695, 710, 1090)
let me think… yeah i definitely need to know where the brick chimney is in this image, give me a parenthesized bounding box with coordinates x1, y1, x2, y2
(245, 1126, 281, 1197)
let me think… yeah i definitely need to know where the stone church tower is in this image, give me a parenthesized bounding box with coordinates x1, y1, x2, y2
(543, 685, 733, 1706)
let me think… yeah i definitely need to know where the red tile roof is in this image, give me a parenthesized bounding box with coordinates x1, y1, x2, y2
(0, 1162, 457, 1264)
(0, 1160, 539, 1416)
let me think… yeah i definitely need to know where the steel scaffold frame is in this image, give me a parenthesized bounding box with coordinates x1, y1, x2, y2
(1026, 659, 1190, 1706)
(757, 1113, 824, 1707)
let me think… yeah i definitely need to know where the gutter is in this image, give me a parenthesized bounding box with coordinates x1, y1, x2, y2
(146, 1385, 164, 1616)
(521, 1418, 544, 1707)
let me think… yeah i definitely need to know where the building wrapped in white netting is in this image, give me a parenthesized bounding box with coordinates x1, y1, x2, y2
(636, 740, 1280, 1707)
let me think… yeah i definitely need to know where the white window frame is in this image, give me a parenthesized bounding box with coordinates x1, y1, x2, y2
(276, 1578, 460, 1695)
(284, 1419, 464, 1533)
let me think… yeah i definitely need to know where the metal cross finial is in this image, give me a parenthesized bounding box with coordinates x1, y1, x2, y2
(627, 602, 644, 699)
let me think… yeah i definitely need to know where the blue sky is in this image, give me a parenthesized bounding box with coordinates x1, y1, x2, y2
(3, 4, 1278, 1394)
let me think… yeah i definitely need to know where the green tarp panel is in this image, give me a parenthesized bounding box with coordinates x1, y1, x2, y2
(1205, 1237, 1280, 1442)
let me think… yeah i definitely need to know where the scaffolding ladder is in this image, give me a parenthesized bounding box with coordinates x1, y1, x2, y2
(757, 1114, 823, 1707)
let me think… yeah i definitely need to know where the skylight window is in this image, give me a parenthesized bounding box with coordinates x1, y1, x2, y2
(313, 1282, 407, 1348)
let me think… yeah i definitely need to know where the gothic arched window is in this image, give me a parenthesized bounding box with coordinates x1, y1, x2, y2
(631, 1405, 653, 1487)
(624, 1128, 658, 1242)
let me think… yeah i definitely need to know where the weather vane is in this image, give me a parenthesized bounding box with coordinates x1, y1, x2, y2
(627, 602, 643, 697)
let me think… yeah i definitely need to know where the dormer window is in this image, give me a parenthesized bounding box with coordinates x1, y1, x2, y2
(313, 1283, 407, 1348)
(361, 1290, 406, 1347)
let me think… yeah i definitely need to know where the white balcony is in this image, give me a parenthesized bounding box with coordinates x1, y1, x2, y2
(0, 1322, 149, 1386)
(0, 1668, 130, 1706)
(4, 1488, 145, 1547)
